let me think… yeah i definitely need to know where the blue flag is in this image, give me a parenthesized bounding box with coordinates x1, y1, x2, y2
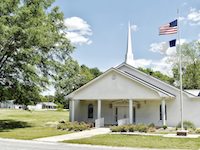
(169, 39, 176, 47)
(169, 20, 177, 27)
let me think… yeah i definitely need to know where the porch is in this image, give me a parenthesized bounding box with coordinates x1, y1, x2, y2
(70, 99, 169, 128)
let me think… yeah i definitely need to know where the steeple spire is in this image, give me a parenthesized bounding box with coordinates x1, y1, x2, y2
(125, 22, 135, 66)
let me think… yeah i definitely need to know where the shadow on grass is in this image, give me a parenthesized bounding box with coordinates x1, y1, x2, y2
(0, 119, 31, 132)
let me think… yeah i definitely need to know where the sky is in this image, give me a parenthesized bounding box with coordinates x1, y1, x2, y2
(44, 0, 200, 95)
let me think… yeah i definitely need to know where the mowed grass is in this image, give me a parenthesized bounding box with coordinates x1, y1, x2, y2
(65, 134, 200, 149)
(0, 109, 69, 140)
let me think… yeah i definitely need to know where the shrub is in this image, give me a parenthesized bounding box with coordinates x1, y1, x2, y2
(195, 128, 200, 134)
(148, 127, 156, 132)
(57, 121, 92, 131)
(135, 124, 148, 133)
(110, 124, 148, 133)
(59, 120, 66, 124)
(128, 125, 136, 132)
(148, 123, 155, 128)
(110, 125, 126, 132)
(57, 123, 67, 130)
(176, 121, 196, 130)
(163, 125, 167, 130)
(119, 125, 127, 132)
(110, 126, 119, 132)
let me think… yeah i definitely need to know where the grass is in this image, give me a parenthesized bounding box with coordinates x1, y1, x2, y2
(0, 109, 69, 140)
(65, 134, 200, 149)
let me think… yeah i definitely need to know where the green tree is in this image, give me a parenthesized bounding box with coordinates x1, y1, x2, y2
(55, 58, 102, 97)
(172, 41, 200, 89)
(89, 67, 102, 78)
(55, 58, 84, 95)
(138, 67, 174, 85)
(54, 92, 68, 108)
(80, 65, 95, 84)
(0, 0, 73, 102)
(0, 81, 41, 105)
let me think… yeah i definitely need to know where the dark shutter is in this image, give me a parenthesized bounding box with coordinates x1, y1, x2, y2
(88, 104, 93, 119)
(160, 104, 167, 120)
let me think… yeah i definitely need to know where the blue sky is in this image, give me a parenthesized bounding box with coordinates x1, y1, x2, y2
(43, 0, 200, 95)
(53, 0, 199, 73)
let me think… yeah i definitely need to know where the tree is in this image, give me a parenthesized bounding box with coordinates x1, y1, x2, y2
(54, 92, 68, 108)
(55, 58, 84, 95)
(0, 0, 73, 102)
(172, 41, 200, 89)
(89, 67, 102, 78)
(0, 81, 41, 105)
(55, 58, 102, 97)
(138, 67, 174, 85)
(80, 65, 95, 84)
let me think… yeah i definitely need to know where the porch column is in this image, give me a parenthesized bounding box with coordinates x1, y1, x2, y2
(129, 99, 133, 124)
(97, 99, 101, 119)
(161, 99, 166, 126)
(71, 99, 75, 122)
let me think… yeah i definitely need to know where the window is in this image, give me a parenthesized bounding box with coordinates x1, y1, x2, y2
(88, 104, 93, 119)
(159, 105, 167, 120)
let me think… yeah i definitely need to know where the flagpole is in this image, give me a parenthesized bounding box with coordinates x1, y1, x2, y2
(177, 9, 184, 131)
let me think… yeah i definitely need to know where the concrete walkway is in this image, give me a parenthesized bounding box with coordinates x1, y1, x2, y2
(35, 128, 110, 142)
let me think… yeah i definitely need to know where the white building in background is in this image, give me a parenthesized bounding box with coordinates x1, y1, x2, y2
(28, 102, 57, 110)
(67, 24, 200, 128)
(0, 100, 25, 109)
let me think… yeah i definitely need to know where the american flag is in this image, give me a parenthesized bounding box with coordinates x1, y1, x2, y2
(159, 19, 178, 35)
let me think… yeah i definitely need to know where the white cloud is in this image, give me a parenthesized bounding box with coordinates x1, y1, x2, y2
(187, 8, 200, 25)
(149, 39, 187, 55)
(134, 59, 152, 68)
(143, 39, 188, 76)
(133, 57, 173, 76)
(179, 16, 185, 21)
(149, 42, 168, 54)
(131, 24, 138, 32)
(151, 57, 174, 76)
(64, 17, 92, 45)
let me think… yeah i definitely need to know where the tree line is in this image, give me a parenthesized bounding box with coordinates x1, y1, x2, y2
(0, 0, 199, 108)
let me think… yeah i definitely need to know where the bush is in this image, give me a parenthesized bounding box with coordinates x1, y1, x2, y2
(176, 121, 196, 130)
(59, 120, 66, 124)
(57, 121, 92, 131)
(110, 125, 128, 132)
(148, 123, 155, 128)
(148, 127, 156, 132)
(57, 123, 67, 130)
(163, 125, 167, 130)
(128, 125, 136, 132)
(135, 124, 148, 133)
(195, 128, 200, 134)
(110, 124, 148, 133)
(110, 126, 119, 132)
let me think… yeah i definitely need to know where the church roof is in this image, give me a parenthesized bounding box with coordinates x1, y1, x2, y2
(66, 67, 175, 100)
(116, 62, 197, 98)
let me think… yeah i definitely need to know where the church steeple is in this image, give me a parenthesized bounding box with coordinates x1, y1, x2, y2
(125, 22, 135, 66)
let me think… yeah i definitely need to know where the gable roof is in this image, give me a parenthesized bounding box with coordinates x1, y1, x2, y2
(116, 62, 196, 97)
(66, 67, 175, 99)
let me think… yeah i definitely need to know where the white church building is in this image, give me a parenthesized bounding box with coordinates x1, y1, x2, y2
(67, 24, 200, 128)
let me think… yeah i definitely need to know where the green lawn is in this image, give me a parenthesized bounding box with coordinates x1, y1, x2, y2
(65, 134, 200, 149)
(0, 109, 69, 140)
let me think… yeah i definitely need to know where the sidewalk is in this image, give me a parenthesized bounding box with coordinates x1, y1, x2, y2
(35, 128, 110, 142)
